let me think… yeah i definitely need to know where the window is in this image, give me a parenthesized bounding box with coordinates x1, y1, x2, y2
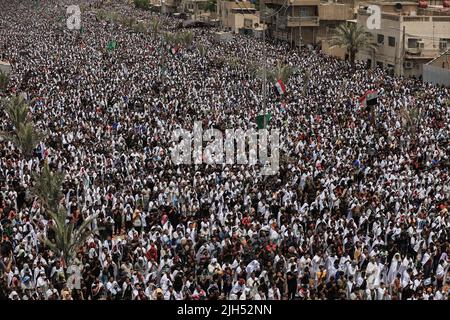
(440, 38, 450, 50)
(376, 61, 383, 69)
(300, 8, 308, 17)
(377, 34, 384, 44)
(388, 36, 396, 47)
(408, 38, 420, 48)
(244, 19, 252, 28)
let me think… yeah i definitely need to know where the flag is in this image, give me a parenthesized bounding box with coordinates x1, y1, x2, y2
(256, 113, 272, 129)
(274, 79, 286, 96)
(169, 45, 179, 55)
(107, 40, 117, 52)
(359, 90, 378, 108)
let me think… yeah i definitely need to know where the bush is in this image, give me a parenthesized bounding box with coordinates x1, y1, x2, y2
(134, 0, 150, 10)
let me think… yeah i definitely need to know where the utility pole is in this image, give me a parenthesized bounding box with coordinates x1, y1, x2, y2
(401, 25, 405, 76)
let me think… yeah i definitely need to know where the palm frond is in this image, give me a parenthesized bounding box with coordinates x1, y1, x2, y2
(197, 44, 207, 57)
(34, 164, 97, 265)
(32, 162, 65, 212)
(2, 95, 30, 129)
(4, 122, 44, 158)
(266, 62, 295, 84)
(0, 70, 9, 91)
(329, 22, 378, 64)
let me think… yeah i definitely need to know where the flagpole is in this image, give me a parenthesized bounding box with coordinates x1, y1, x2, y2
(262, 23, 267, 128)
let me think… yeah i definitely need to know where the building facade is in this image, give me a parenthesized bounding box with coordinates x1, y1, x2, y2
(260, 0, 355, 46)
(217, 0, 260, 33)
(357, 1, 450, 77)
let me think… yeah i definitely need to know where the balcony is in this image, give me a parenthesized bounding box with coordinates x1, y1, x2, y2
(319, 3, 353, 21)
(263, 0, 319, 5)
(286, 16, 319, 27)
(261, 14, 275, 24)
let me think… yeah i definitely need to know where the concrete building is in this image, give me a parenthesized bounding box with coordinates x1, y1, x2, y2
(217, 0, 260, 33)
(183, 0, 210, 19)
(162, 0, 182, 13)
(357, 1, 450, 77)
(0, 61, 11, 76)
(423, 49, 450, 86)
(260, 0, 355, 46)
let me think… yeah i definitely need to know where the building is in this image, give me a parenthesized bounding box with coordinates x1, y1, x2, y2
(0, 61, 11, 76)
(162, 0, 182, 13)
(217, 0, 260, 33)
(260, 0, 355, 46)
(183, 0, 210, 19)
(357, 1, 450, 77)
(423, 49, 450, 86)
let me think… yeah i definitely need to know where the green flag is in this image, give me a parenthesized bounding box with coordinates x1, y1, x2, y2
(107, 40, 117, 52)
(256, 113, 272, 129)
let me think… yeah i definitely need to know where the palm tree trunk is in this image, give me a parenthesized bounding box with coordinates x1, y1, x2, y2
(350, 50, 356, 66)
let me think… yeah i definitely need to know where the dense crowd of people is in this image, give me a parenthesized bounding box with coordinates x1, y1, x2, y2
(0, 0, 448, 300)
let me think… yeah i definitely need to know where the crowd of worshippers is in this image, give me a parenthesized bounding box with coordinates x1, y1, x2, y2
(0, 0, 448, 300)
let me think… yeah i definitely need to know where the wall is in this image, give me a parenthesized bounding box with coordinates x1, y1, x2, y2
(321, 39, 347, 59)
(423, 64, 450, 86)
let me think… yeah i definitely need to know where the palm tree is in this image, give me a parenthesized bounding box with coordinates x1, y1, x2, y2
(150, 17, 160, 39)
(227, 56, 240, 70)
(133, 21, 147, 33)
(0, 70, 9, 91)
(329, 22, 377, 65)
(5, 122, 44, 158)
(34, 163, 97, 265)
(248, 62, 265, 80)
(1, 95, 44, 158)
(32, 163, 65, 212)
(3, 95, 30, 129)
(180, 31, 194, 48)
(303, 67, 311, 96)
(163, 32, 176, 46)
(399, 106, 422, 137)
(197, 44, 207, 58)
(268, 62, 295, 84)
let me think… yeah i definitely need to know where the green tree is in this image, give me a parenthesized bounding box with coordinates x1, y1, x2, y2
(268, 62, 295, 84)
(197, 44, 207, 57)
(329, 22, 377, 65)
(33, 163, 97, 266)
(163, 32, 178, 46)
(227, 56, 240, 70)
(0, 70, 9, 91)
(133, 21, 147, 33)
(5, 122, 44, 158)
(179, 31, 194, 48)
(3, 95, 30, 129)
(150, 17, 160, 39)
(1, 95, 44, 158)
(399, 106, 422, 137)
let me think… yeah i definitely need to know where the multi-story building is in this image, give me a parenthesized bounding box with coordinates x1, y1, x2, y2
(357, 1, 450, 77)
(162, 0, 183, 13)
(182, 0, 209, 19)
(217, 0, 260, 33)
(260, 0, 355, 46)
